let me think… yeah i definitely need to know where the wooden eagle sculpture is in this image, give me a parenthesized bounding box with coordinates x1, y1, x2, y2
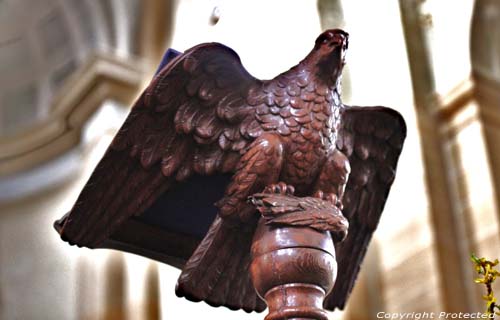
(55, 29, 406, 312)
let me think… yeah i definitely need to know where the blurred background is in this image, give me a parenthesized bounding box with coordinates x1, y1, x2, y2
(0, 0, 499, 319)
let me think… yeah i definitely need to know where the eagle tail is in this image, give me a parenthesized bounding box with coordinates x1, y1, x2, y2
(176, 216, 266, 312)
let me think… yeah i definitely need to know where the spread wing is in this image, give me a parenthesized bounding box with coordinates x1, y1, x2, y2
(57, 43, 263, 248)
(324, 105, 406, 310)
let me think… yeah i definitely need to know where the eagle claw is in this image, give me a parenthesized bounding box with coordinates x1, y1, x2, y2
(313, 190, 343, 210)
(264, 182, 295, 196)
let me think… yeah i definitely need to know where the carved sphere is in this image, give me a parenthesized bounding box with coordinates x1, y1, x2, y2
(250, 219, 337, 319)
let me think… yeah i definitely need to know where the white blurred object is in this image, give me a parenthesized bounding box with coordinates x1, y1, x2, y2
(0, 100, 128, 203)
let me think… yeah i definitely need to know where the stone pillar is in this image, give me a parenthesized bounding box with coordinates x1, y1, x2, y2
(471, 0, 500, 226)
(399, 0, 477, 312)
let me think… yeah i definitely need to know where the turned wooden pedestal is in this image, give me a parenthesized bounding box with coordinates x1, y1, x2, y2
(250, 219, 337, 320)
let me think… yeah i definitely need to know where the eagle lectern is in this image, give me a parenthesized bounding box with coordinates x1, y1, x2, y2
(55, 29, 406, 319)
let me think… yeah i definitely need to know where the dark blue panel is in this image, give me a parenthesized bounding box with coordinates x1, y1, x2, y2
(139, 48, 229, 240)
(155, 48, 182, 75)
(138, 174, 232, 239)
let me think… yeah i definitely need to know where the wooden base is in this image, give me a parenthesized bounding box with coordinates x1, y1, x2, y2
(250, 219, 337, 320)
(264, 284, 329, 320)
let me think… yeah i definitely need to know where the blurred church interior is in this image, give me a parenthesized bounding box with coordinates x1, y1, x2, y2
(0, 0, 499, 319)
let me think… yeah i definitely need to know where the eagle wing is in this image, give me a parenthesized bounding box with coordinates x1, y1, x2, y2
(324, 105, 407, 310)
(58, 43, 263, 248)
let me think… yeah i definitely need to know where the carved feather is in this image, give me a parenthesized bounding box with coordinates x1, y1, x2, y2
(58, 43, 262, 247)
(324, 105, 406, 311)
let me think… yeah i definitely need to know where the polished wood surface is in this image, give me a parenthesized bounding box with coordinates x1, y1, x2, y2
(251, 219, 337, 320)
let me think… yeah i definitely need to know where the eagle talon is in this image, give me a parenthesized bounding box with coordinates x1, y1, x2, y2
(332, 228, 348, 243)
(313, 191, 343, 210)
(264, 182, 295, 196)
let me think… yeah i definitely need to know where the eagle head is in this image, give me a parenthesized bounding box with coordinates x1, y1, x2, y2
(310, 29, 349, 86)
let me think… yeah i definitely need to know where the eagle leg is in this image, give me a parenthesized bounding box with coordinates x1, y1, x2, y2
(216, 133, 285, 223)
(313, 148, 350, 209)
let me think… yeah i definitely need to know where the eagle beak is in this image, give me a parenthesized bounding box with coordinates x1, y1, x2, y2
(332, 31, 348, 66)
(332, 32, 349, 50)
(341, 46, 347, 66)
(335, 39, 347, 68)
